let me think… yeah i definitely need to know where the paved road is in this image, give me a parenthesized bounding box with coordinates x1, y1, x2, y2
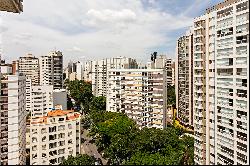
(81, 129, 107, 165)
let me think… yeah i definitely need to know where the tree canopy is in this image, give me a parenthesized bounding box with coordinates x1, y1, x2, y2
(91, 96, 106, 111)
(60, 154, 95, 165)
(87, 110, 194, 165)
(167, 85, 176, 106)
(66, 80, 93, 113)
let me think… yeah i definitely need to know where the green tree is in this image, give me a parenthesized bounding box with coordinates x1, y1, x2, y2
(91, 96, 106, 111)
(60, 154, 95, 165)
(167, 85, 176, 106)
(180, 136, 194, 165)
(123, 151, 182, 165)
(67, 94, 73, 110)
(67, 80, 93, 114)
(87, 110, 194, 165)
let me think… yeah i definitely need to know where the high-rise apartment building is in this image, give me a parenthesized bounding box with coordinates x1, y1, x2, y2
(83, 61, 92, 83)
(12, 60, 19, 74)
(193, 0, 249, 165)
(29, 110, 81, 165)
(30, 85, 53, 118)
(75, 61, 83, 80)
(19, 55, 40, 113)
(65, 61, 84, 81)
(171, 62, 175, 86)
(176, 28, 194, 127)
(19, 54, 40, 86)
(106, 68, 167, 129)
(91, 57, 138, 96)
(149, 53, 174, 86)
(165, 58, 173, 86)
(39, 51, 63, 90)
(0, 73, 26, 165)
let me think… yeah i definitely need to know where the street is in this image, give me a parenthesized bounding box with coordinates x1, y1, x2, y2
(81, 128, 108, 165)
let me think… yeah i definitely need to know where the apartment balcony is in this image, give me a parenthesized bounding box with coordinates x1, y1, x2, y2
(217, 149, 234, 163)
(194, 65, 203, 70)
(194, 24, 203, 30)
(218, 124, 234, 135)
(194, 81, 203, 86)
(196, 89, 204, 94)
(236, 116, 247, 124)
(236, 50, 248, 57)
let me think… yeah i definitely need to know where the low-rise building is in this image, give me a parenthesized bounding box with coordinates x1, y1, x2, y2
(29, 110, 81, 165)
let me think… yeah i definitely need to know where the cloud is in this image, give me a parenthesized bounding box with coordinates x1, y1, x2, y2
(14, 33, 33, 41)
(86, 9, 136, 24)
(0, 0, 213, 64)
(67, 46, 84, 53)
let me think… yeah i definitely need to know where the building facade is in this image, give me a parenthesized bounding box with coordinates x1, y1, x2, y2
(193, 0, 249, 165)
(176, 28, 194, 127)
(29, 110, 81, 165)
(149, 53, 174, 86)
(75, 61, 83, 80)
(0, 73, 26, 165)
(40, 51, 63, 90)
(53, 89, 67, 110)
(83, 61, 92, 83)
(30, 85, 53, 118)
(19, 54, 40, 86)
(91, 57, 138, 97)
(106, 69, 167, 129)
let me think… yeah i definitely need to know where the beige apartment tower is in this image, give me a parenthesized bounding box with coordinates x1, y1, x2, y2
(19, 54, 40, 86)
(193, 0, 249, 165)
(176, 28, 194, 127)
(106, 69, 167, 129)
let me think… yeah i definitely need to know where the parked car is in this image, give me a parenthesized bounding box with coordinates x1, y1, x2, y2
(95, 158, 103, 165)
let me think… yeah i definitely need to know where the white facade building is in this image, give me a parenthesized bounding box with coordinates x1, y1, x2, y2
(149, 53, 174, 86)
(83, 61, 92, 83)
(30, 85, 53, 118)
(0, 73, 26, 165)
(29, 110, 81, 165)
(76, 61, 83, 80)
(91, 57, 138, 97)
(0, 65, 12, 74)
(106, 69, 167, 129)
(193, 0, 249, 165)
(39, 51, 63, 90)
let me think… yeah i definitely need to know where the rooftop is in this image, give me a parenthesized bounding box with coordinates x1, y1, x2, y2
(31, 110, 81, 125)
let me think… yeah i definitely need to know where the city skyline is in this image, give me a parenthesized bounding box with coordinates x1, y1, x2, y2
(1, 0, 220, 64)
(0, 0, 249, 165)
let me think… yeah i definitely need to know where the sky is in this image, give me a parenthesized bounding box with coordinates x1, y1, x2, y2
(0, 0, 221, 65)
